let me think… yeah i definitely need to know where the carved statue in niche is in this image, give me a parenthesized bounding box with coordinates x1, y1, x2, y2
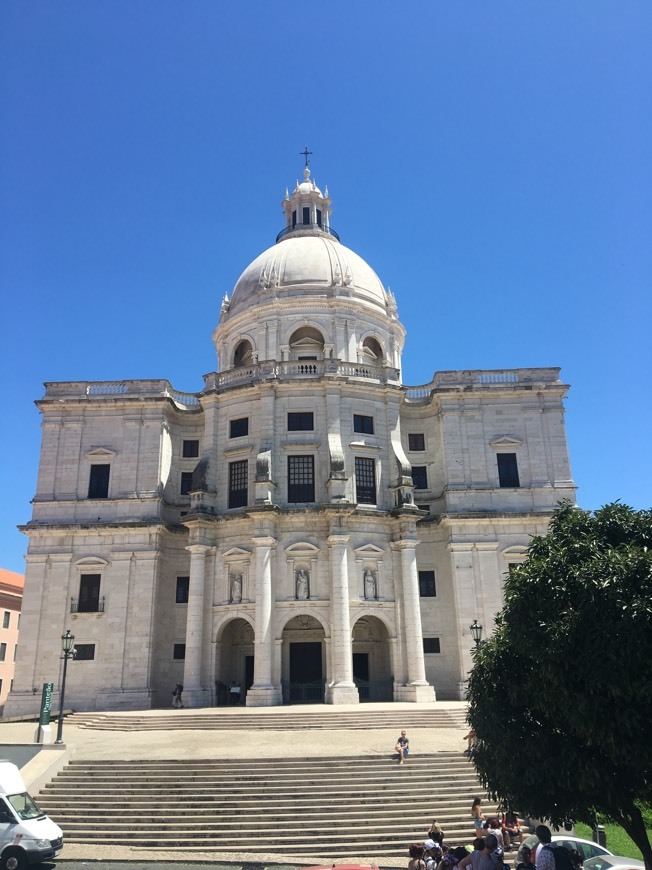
(295, 567, 310, 600)
(230, 572, 242, 604)
(364, 568, 377, 600)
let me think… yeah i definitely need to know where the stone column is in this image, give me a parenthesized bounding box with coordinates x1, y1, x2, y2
(326, 532, 358, 704)
(393, 526, 436, 702)
(183, 544, 211, 707)
(247, 535, 282, 706)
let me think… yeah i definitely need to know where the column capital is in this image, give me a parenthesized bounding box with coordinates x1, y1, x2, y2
(186, 544, 211, 555)
(252, 536, 277, 549)
(327, 534, 350, 547)
(390, 538, 417, 552)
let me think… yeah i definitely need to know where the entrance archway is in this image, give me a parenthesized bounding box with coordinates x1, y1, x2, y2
(281, 614, 326, 704)
(352, 616, 393, 701)
(215, 617, 254, 706)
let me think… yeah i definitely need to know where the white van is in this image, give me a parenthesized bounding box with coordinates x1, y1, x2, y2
(0, 761, 63, 870)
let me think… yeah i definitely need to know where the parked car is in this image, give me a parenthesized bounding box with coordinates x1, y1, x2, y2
(583, 857, 645, 870)
(524, 834, 613, 862)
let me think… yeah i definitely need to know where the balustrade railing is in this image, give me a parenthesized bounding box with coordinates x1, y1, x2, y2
(404, 368, 561, 401)
(70, 597, 105, 614)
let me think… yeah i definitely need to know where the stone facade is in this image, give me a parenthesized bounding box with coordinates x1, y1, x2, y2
(5, 167, 575, 714)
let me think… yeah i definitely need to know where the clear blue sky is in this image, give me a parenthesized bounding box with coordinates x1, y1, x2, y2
(1, 2, 650, 573)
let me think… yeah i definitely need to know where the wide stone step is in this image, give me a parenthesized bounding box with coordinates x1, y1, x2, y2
(37, 751, 488, 857)
(70, 710, 468, 732)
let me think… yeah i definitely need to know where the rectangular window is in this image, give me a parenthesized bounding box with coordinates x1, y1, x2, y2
(88, 464, 110, 499)
(497, 453, 520, 488)
(408, 433, 425, 451)
(302, 206, 310, 225)
(355, 457, 377, 504)
(423, 637, 441, 654)
(2, 612, 9, 630)
(411, 466, 428, 489)
(288, 455, 315, 503)
(0, 679, 3, 696)
(419, 570, 437, 597)
(78, 574, 101, 613)
(182, 439, 199, 458)
(75, 644, 95, 661)
(229, 417, 249, 438)
(173, 643, 186, 660)
(316, 208, 322, 227)
(353, 414, 374, 435)
(288, 412, 314, 431)
(417, 503, 431, 514)
(180, 471, 193, 495)
(292, 210, 297, 227)
(228, 460, 248, 508)
(0, 643, 6, 663)
(176, 576, 190, 604)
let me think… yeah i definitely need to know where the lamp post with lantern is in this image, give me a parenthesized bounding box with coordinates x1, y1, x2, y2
(470, 619, 483, 647)
(54, 629, 75, 745)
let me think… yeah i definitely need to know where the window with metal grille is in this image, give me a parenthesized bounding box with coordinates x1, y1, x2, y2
(182, 440, 199, 458)
(411, 466, 428, 489)
(288, 412, 314, 431)
(173, 643, 186, 660)
(408, 433, 425, 451)
(176, 576, 190, 604)
(228, 460, 248, 508)
(180, 471, 193, 495)
(353, 414, 374, 434)
(419, 570, 436, 597)
(288, 455, 315, 503)
(88, 464, 110, 498)
(230, 417, 249, 438)
(75, 644, 95, 661)
(423, 637, 441, 654)
(355, 457, 376, 504)
(497, 453, 520, 488)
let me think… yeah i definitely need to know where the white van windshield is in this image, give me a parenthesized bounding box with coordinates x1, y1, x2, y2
(7, 793, 44, 821)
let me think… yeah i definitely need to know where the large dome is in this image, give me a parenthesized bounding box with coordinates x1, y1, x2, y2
(227, 234, 387, 317)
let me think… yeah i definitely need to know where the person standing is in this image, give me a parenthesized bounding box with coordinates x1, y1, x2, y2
(471, 797, 485, 837)
(172, 682, 184, 708)
(229, 680, 241, 705)
(395, 730, 409, 764)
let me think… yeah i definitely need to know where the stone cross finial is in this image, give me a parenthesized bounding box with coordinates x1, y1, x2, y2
(300, 146, 313, 167)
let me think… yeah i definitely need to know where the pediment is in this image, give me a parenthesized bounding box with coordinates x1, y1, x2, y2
(490, 435, 522, 449)
(354, 543, 385, 558)
(290, 336, 323, 350)
(73, 556, 110, 571)
(285, 541, 320, 555)
(222, 546, 251, 559)
(501, 545, 529, 561)
(85, 446, 117, 459)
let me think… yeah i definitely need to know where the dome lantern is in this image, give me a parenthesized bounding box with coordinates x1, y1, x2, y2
(276, 165, 339, 244)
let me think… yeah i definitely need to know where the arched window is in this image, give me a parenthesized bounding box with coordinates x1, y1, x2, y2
(288, 327, 325, 361)
(233, 339, 254, 368)
(361, 337, 384, 365)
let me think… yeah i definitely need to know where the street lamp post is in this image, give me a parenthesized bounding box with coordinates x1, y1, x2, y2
(55, 629, 75, 745)
(470, 619, 483, 647)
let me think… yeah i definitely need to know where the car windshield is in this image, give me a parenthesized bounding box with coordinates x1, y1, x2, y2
(7, 792, 44, 821)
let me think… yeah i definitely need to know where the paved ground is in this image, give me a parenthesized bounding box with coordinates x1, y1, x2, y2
(0, 701, 470, 867)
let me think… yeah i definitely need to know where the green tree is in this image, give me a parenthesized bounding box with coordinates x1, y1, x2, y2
(467, 502, 652, 870)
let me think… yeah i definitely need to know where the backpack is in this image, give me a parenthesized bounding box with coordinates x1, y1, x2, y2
(543, 844, 574, 870)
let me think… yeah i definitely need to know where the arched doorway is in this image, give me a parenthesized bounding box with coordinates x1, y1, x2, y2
(352, 616, 393, 701)
(281, 615, 326, 704)
(215, 617, 254, 706)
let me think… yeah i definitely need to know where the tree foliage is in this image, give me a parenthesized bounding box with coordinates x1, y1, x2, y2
(467, 502, 652, 869)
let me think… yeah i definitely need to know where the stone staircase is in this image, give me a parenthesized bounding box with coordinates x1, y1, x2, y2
(36, 753, 495, 859)
(69, 708, 468, 731)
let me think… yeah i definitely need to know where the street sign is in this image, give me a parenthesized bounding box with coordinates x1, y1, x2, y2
(39, 682, 53, 726)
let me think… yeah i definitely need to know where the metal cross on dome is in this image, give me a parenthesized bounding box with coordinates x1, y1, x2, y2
(300, 146, 313, 167)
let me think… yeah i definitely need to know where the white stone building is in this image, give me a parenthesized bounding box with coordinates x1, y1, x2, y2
(6, 166, 575, 714)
